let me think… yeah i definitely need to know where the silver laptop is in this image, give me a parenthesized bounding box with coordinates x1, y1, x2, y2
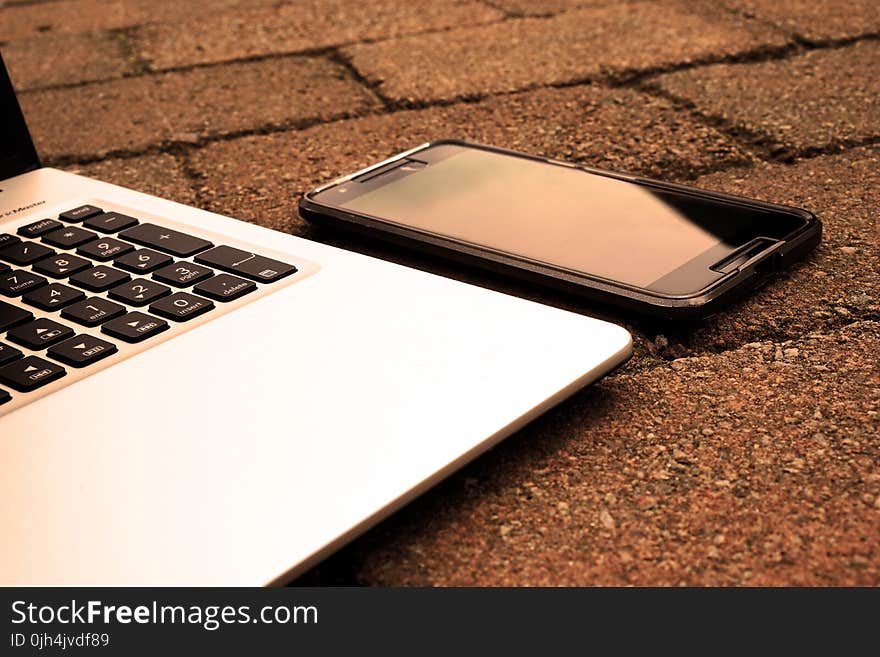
(0, 55, 632, 585)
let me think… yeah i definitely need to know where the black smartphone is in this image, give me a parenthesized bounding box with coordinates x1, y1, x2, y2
(299, 140, 821, 319)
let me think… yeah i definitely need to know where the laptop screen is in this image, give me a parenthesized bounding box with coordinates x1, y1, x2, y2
(0, 53, 40, 181)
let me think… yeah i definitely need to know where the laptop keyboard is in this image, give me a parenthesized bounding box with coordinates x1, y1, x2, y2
(0, 204, 297, 409)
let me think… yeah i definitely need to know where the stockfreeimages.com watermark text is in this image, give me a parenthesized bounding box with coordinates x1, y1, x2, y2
(11, 599, 317, 632)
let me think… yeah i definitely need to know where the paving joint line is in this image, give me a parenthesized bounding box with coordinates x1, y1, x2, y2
(325, 47, 396, 112)
(13, 16, 878, 97)
(473, 0, 522, 18)
(165, 145, 210, 210)
(40, 105, 390, 168)
(0, 0, 59, 8)
(637, 80, 880, 166)
(41, 92, 877, 181)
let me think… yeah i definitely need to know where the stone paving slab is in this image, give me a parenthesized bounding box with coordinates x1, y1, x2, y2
(324, 320, 879, 586)
(2, 31, 131, 90)
(723, 0, 880, 43)
(61, 153, 198, 206)
(188, 83, 752, 235)
(134, 0, 504, 70)
(344, 1, 788, 104)
(20, 56, 380, 160)
(654, 40, 880, 155)
(0, 0, 279, 41)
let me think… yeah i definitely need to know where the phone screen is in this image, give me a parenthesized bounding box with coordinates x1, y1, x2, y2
(325, 144, 804, 293)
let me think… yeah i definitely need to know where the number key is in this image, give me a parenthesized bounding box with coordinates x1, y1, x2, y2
(149, 292, 214, 322)
(77, 237, 133, 261)
(61, 297, 125, 327)
(115, 249, 173, 274)
(22, 283, 85, 311)
(108, 279, 171, 307)
(69, 266, 131, 292)
(32, 253, 92, 278)
(0, 270, 47, 297)
(153, 262, 213, 287)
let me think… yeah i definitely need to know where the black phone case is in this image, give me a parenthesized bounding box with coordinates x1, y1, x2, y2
(299, 139, 822, 320)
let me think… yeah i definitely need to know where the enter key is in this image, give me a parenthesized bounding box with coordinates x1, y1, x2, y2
(194, 245, 297, 283)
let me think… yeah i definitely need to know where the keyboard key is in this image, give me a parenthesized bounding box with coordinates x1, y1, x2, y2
(0, 241, 55, 266)
(194, 273, 257, 302)
(102, 312, 169, 343)
(120, 223, 212, 257)
(77, 237, 133, 261)
(0, 270, 47, 297)
(59, 205, 103, 223)
(22, 283, 86, 311)
(32, 253, 92, 278)
(0, 234, 21, 249)
(108, 279, 171, 307)
(0, 301, 33, 331)
(115, 248, 173, 274)
(61, 297, 125, 327)
(152, 261, 213, 287)
(17, 218, 62, 238)
(48, 335, 117, 368)
(7, 317, 74, 350)
(0, 388, 9, 405)
(0, 342, 24, 366)
(194, 245, 296, 283)
(149, 292, 214, 322)
(84, 211, 139, 233)
(69, 265, 131, 292)
(0, 355, 66, 392)
(43, 226, 98, 249)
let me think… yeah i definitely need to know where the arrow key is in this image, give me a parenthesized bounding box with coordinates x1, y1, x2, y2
(23, 283, 86, 311)
(7, 317, 75, 350)
(101, 312, 169, 343)
(0, 355, 66, 392)
(48, 334, 118, 368)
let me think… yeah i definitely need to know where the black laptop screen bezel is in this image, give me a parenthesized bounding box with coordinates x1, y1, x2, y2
(0, 52, 41, 181)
